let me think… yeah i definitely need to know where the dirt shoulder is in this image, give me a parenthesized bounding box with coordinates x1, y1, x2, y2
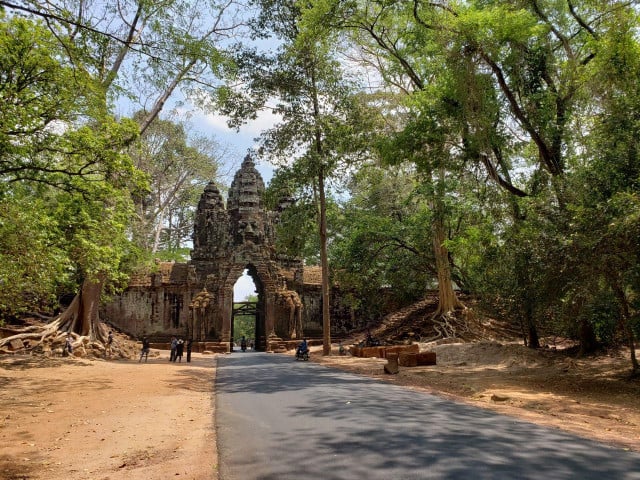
(0, 352, 218, 480)
(311, 341, 640, 453)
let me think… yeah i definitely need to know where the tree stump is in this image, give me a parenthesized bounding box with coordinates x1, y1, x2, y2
(383, 344, 419, 357)
(361, 346, 382, 358)
(384, 353, 399, 374)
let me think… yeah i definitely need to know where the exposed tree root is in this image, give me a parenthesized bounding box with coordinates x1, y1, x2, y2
(0, 321, 137, 359)
(1, 282, 136, 359)
(422, 308, 472, 343)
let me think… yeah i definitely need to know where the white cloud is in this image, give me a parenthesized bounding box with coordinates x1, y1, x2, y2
(233, 271, 257, 301)
(163, 96, 279, 183)
(192, 110, 279, 184)
(201, 108, 281, 138)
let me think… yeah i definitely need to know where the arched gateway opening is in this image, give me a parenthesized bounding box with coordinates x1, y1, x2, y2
(231, 266, 267, 351)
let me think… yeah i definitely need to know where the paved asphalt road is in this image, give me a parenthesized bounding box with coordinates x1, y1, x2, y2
(215, 352, 640, 480)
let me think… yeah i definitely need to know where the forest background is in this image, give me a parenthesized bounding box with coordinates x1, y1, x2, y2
(0, 0, 638, 374)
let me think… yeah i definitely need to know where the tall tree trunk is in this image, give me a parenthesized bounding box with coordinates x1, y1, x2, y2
(431, 169, 463, 317)
(56, 274, 108, 342)
(612, 283, 639, 375)
(152, 211, 164, 254)
(527, 321, 540, 349)
(308, 57, 331, 356)
(523, 299, 540, 349)
(578, 318, 598, 356)
(432, 216, 463, 316)
(319, 166, 331, 355)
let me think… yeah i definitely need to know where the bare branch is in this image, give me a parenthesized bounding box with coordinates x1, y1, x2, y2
(0, 1, 139, 47)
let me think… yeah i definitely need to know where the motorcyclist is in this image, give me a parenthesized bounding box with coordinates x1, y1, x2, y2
(240, 336, 247, 352)
(296, 338, 308, 357)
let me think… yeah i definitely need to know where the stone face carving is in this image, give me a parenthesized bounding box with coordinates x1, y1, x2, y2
(192, 182, 229, 261)
(188, 154, 304, 350)
(228, 155, 267, 248)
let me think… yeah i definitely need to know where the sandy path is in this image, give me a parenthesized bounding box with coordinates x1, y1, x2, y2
(0, 352, 218, 480)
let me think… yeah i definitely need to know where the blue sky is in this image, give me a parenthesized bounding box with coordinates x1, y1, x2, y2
(179, 104, 277, 184)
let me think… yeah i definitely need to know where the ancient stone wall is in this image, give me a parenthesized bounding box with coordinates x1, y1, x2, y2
(102, 286, 194, 340)
(101, 154, 382, 347)
(103, 155, 307, 349)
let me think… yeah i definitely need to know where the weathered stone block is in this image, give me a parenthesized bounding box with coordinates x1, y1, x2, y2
(398, 352, 418, 367)
(9, 339, 24, 351)
(361, 346, 383, 358)
(383, 344, 419, 358)
(384, 353, 399, 374)
(416, 351, 437, 366)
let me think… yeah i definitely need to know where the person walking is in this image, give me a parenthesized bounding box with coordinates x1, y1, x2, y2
(64, 334, 73, 356)
(169, 337, 177, 362)
(105, 331, 114, 358)
(139, 337, 150, 363)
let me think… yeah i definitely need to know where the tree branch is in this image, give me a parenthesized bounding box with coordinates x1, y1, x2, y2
(567, 0, 598, 39)
(479, 153, 528, 197)
(0, 1, 140, 47)
(476, 48, 561, 175)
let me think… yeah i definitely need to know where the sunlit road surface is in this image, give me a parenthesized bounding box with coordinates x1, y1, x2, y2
(216, 352, 640, 480)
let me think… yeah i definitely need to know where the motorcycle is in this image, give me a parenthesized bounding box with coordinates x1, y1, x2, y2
(295, 348, 309, 361)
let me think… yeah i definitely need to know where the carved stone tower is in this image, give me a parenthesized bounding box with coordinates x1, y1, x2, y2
(188, 154, 304, 351)
(101, 153, 319, 352)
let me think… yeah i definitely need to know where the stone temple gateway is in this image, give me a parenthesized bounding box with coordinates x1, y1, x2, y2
(102, 154, 327, 352)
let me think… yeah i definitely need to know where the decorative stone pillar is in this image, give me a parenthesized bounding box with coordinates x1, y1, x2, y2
(188, 288, 214, 341)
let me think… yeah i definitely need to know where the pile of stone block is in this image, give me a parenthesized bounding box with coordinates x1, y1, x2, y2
(348, 343, 437, 373)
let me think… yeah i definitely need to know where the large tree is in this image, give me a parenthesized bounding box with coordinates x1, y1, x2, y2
(0, 13, 143, 331)
(299, 0, 640, 346)
(0, 0, 243, 351)
(128, 114, 222, 256)
(218, 0, 377, 354)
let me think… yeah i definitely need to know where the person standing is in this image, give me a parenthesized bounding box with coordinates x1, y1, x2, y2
(139, 337, 150, 363)
(105, 331, 114, 358)
(186, 338, 193, 363)
(175, 338, 184, 363)
(169, 337, 177, 362)
(64, 334, 73, 356)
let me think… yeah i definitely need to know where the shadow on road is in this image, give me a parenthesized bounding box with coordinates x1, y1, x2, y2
(216, 353, 640, 480)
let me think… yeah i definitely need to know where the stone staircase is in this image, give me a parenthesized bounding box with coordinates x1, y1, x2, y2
(371, 293, 439, 343)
